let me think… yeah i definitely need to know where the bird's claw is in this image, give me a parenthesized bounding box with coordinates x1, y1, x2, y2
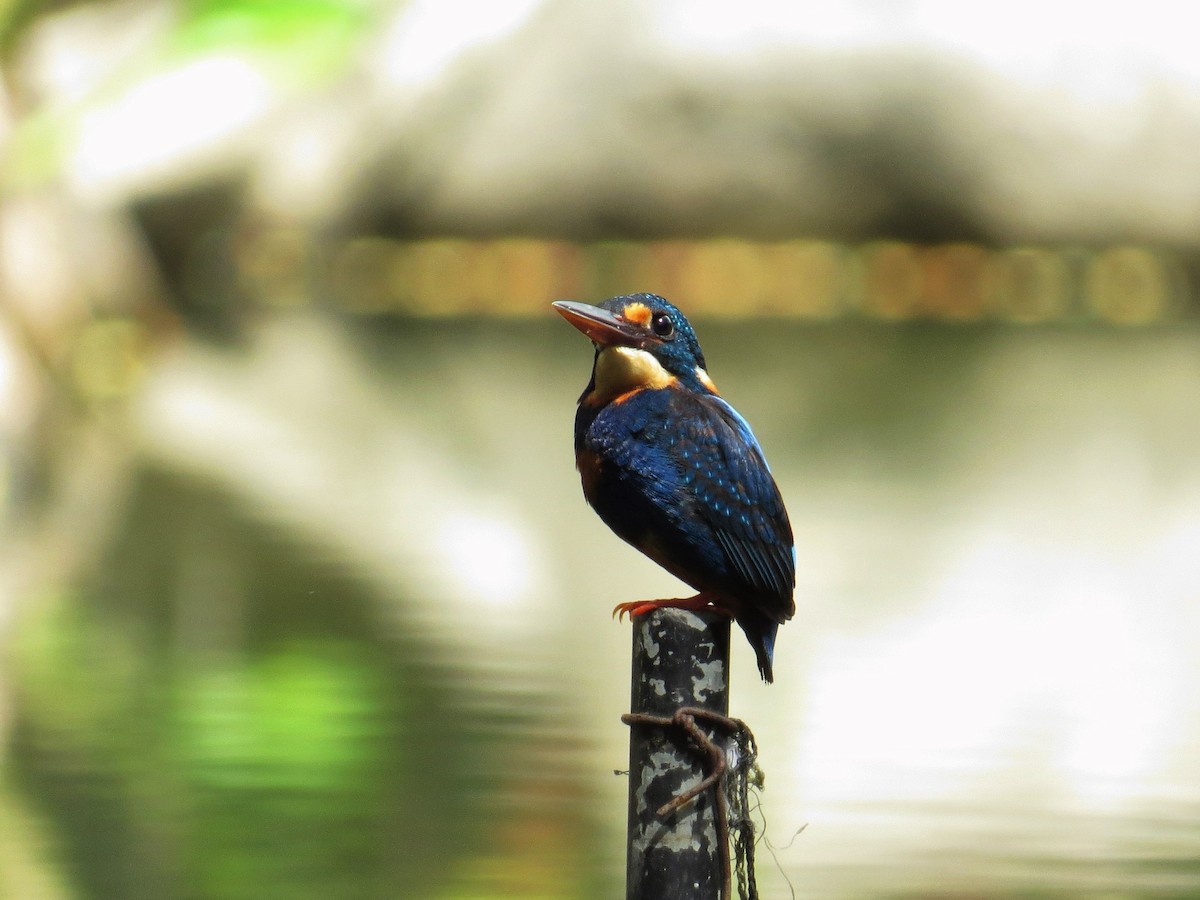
(612, 601, 656, 622)
(611, 595, 733, 622)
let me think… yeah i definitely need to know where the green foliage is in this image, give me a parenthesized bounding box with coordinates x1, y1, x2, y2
(171, 643, 395, 900)
(172, 0, 378, 84)
(11, 595, 144, 756)
(11, 600, 400, 898)
(2, 0, 381, 191)
(175, 644, 386, 793)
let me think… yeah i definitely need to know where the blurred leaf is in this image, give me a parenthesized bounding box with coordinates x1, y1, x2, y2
(11, 595, 142, 746)
(176, 642, 386, 793)
(173, 0, 377, 84)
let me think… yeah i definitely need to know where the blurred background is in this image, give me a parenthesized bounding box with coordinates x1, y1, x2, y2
(2, 1, 1200, 897)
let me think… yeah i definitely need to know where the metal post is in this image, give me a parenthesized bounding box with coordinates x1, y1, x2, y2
(626, 608, 731, 900)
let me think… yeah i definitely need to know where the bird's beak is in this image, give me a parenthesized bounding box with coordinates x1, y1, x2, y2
(552, 300, 646, 347)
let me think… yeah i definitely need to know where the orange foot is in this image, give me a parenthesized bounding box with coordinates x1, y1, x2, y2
(612, 593, 733, 622)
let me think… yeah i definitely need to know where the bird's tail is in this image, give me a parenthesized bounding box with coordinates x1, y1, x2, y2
(738, 613, 779, 684)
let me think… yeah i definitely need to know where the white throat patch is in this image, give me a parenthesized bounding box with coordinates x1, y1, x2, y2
(591, 346, 675, 404)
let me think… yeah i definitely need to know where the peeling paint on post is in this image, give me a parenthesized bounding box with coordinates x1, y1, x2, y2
(627, 608, 730, 900)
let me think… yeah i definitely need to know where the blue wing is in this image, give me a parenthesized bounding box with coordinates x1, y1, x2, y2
(579, 385, 795, 623)
(675, 392, 795, 619)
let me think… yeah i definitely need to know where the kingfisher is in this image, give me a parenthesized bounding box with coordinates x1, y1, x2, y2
(553, 293, 795, 682)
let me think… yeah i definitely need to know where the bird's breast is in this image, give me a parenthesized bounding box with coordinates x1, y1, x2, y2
(576, 446, 606, 501)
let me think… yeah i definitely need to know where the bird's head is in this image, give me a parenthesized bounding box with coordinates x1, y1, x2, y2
(553, 293, 718, 403)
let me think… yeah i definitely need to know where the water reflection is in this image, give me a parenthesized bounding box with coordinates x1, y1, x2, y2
(6, 316, 1200, 898)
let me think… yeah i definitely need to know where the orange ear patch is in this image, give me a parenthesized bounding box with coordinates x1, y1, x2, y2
(622, 302, 652, 328)
(695, 367, 720, 394)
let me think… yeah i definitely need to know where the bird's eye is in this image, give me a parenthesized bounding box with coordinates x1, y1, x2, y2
(651, 312, 675, 338)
